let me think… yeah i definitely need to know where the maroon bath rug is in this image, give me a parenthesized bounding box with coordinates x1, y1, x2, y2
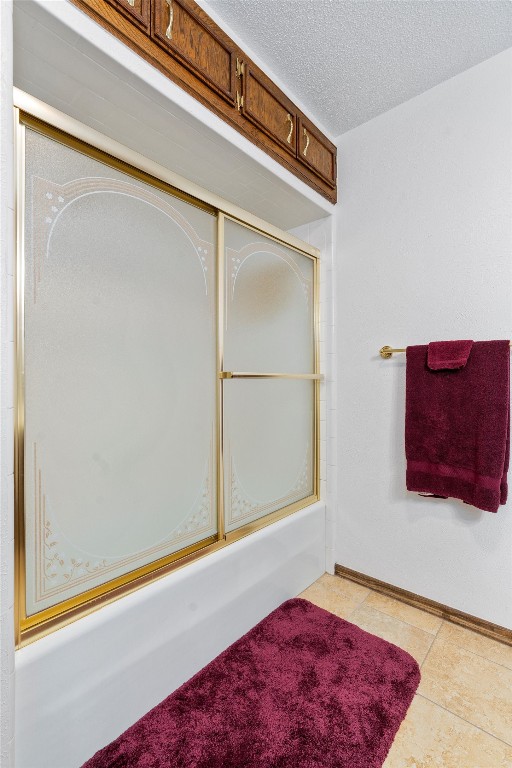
(82, 598, 420, 768)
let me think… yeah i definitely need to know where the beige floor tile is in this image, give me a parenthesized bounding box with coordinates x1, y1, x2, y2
(316, 572, 370, 600)
(384, 695, 512, 768)
(363, 591, 443, 635)
(419, 639, 512, 745)
(436, 621, 512, 671)
(348, 603, 434, 665)
(298, 573, 369, 619)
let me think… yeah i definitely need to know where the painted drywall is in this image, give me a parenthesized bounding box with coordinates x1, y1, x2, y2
(0, 2, 15, 766)
(335, 49, 512, 628)
(289, 217, 337, 573)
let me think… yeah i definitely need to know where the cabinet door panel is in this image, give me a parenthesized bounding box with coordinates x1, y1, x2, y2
(243, 65, 297, 157)
(152, 0, 236, 104)
(103, 0, 150, 32)
(298, 117, 337, 188)
(69, 0, 337, 202)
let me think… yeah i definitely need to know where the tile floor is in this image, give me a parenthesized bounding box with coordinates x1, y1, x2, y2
(299, 573, 512, 768)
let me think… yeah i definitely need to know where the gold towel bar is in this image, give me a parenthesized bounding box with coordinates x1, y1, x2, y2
(379, 346, 406, 359)
(380, 343, 512, 359)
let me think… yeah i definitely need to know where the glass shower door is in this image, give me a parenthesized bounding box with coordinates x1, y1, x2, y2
(222, 217, 318, 534)
(21, 124, 218, 621)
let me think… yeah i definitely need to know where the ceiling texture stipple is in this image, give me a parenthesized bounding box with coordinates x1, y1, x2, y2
(205, 0, 512, 139)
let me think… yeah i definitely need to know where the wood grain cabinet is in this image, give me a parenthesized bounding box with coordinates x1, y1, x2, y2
(103, 0, 150, 33)
(298, 116, 337, 189)
(241, 63, 297, 158)
(69, 0, 338, 202)
(151, 0, 236, 106)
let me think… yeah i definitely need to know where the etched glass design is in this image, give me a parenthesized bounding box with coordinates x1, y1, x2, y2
(223, 218, 316, 531)
(224, 218, 314, 374)
(23, 129, 217, 615)
(223, 379, 314, 532)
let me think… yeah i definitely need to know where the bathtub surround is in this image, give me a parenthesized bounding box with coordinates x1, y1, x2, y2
(336, 48, 512, 629)
(406, 341, 510, 513)
(16, 502, 325, 768)
(82, 598, 420, 768)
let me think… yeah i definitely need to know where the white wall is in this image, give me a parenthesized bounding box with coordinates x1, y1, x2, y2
(335, 49, 512, 629)
(289, 217, 337, 573)
(0, 2, 15, 766)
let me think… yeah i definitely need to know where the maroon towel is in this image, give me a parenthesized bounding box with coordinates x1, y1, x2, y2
(406, 340, 510, 513)
(427, 340, 473, 370)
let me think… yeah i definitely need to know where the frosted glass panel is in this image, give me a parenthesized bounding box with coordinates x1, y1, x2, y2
(224, 218, 315, 373)
(223, 379, 315, 532)
(23, 128, 217, 615)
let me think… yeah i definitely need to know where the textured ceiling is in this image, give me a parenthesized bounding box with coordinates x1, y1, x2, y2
(205, 0, 512, 138)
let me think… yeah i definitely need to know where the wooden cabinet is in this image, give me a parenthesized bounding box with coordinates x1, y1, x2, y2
(242, 63, 297, 158)
(104, 0, 150, 33)
(151, 0, 236, 106)
(68, 0, 337, 202)
(298, 116, 337, 188)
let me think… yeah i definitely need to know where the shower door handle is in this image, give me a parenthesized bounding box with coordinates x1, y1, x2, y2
(219, 372, 323, 380)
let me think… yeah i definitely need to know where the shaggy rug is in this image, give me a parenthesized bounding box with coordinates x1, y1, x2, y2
(82, 598, 420, 768)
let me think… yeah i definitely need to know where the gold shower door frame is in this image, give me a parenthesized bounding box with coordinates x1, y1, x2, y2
(14, 99, 320, 647)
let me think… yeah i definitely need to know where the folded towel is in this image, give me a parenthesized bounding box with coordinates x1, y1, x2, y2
(427, 340, 473, 370)
(405, 340, 510, 513)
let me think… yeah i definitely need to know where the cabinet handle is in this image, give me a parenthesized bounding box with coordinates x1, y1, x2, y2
(286, 114, 293, 144)
(303, 128, 310, 157)
(236, 58, 245, 78)
(165, 0, 174, 39)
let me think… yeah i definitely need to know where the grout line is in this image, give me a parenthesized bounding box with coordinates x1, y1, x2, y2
(419, 616, 444, 669)
(335, 566, 512, 648)
(344, 589, 372, 622)
(433, 619, 444, 640)
(317, 578, 511, 669)
(338, 575, 448, 637)
(428, 630, 512, 673)
(357, 598, 439, 639)
(349, 590, 371, 613)
(306, 575, 371, 621)
(415, 693, 512, 748)
(303, 578, 512, 752)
